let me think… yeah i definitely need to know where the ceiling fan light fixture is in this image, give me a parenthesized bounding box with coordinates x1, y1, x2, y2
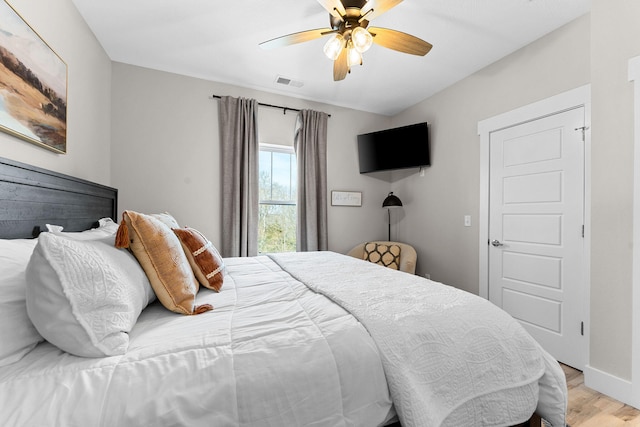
(351, 26, 373, 53)
(260, 0, 433, 82)
(323, 34, 344, 60)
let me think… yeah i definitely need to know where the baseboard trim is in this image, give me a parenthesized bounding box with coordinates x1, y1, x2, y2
(584, 365, 635, 408)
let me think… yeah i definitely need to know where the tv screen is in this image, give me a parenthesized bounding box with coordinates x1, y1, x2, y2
(357, 122, 430, 174)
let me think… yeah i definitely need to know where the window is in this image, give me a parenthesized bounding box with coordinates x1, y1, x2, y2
(258, 144, 297, 253)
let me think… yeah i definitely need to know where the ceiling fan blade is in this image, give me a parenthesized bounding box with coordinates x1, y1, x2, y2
(360, 0, 403, 21)
(317, 0, 346, 19)
(259, 28, 333, 50)
(333, 46, 349, 81)
(368, 27, 432, 56)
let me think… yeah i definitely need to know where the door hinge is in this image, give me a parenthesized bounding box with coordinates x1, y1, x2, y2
(581, 321, 584, 336)
(575, 126, 588, 142)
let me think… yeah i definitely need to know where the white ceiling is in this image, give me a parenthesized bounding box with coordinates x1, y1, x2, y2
(71, 0, 590, 116)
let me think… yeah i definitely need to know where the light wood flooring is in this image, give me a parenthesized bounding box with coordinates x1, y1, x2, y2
(563, 364, 640, 426)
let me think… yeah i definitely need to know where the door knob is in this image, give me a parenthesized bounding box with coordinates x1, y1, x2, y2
(491, 239, 504, 247)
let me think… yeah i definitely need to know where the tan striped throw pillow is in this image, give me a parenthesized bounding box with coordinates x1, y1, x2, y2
(173, 227, 225, 292)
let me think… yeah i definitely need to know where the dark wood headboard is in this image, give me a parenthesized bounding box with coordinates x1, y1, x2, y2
(0, 156, 118, 239)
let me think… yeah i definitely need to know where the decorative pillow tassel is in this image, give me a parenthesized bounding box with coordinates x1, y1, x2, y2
(193, 304, 214, 315)
(114, 213, 130, 249)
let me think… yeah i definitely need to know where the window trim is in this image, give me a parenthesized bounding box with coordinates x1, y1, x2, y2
(260, 142, 294, 153)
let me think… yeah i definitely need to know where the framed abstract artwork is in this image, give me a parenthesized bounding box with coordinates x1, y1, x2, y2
(0, 1, 67, 153)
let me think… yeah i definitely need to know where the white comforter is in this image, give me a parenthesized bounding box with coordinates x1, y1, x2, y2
(1, 251, 566, 427)
(270, 251, 568, 427)
(0, 256, 394, 426)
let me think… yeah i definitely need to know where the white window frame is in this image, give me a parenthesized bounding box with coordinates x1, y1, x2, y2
(258, 143, 297, 254)
(259, 143, 296, 206)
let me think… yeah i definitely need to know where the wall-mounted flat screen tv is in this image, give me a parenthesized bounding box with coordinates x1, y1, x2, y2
(357, 122, 430, 173)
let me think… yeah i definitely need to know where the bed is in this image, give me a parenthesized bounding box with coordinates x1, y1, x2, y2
(0, 156, 567, 426)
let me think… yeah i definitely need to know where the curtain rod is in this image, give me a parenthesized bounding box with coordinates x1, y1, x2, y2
(211, 94, 330, 117)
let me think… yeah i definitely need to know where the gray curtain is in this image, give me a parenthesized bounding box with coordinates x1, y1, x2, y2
(294, 109, 329, 251)
(219, 96, 259, 257)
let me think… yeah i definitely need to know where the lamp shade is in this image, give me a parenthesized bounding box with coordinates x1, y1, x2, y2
(347, 46, 362, 67)
(323, 34, 344, 60)
(382, 192, 402, 208)
(351, 27, 373, 53)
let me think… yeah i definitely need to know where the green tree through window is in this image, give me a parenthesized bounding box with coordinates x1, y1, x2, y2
(258, 144, 296, 253)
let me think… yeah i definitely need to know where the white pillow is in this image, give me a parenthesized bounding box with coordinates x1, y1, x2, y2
(25, 233, 156, 357)
(0, 239, 43, 367)
(45, 217, 119, 240)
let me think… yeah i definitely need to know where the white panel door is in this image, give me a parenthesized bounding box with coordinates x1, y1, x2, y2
(489, 107, 586, 369)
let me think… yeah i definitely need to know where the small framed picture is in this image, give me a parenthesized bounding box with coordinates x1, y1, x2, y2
(331, 191, 362, 207)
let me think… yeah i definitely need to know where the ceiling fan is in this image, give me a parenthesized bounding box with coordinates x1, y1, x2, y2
(259, 0, 433, 81)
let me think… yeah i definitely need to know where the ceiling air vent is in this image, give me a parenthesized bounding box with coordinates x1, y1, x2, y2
(275, 76, 303, 88)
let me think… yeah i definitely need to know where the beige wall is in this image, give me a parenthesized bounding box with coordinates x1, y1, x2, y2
(0, 0, 111, 185)
(110, 62, 392, 251)
(589, 0, 640, 380)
